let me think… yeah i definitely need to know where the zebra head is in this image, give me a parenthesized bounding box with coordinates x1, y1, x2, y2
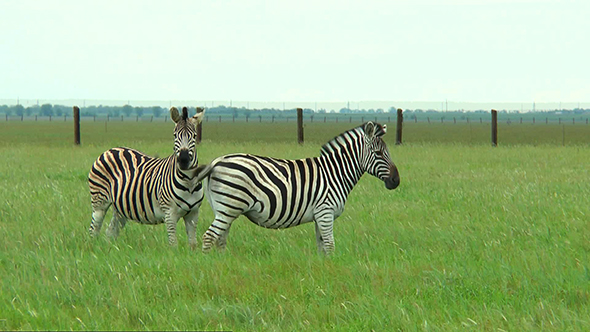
(170, 106, 205, 170)
(362, 121, 400, 190)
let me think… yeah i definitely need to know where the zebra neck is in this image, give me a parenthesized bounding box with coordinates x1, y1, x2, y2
(173, 159, 200, 182)
(319, 146, 364, 199)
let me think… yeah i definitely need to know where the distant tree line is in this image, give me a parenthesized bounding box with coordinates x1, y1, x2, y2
(0, 103, 589, 120)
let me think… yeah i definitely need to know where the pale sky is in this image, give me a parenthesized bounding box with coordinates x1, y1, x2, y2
(1, 0, 589, 105)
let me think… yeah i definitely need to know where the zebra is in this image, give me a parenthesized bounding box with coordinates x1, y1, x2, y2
(88, 106, 206, 248)
(193, 121, 400, 254)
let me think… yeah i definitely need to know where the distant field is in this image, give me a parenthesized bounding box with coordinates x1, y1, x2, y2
(1, 121, 589, 330)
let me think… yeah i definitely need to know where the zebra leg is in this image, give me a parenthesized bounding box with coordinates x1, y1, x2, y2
(314, 221, 325, 253)
(106, 211, 125, 239)
(314, 213, 335, 254)
(164, 214, 180, 246)
(183, 209, 199, 250)
(216, 225, 232, 251)
(202, 214, 236, 253)
(89, 202, 110, 237)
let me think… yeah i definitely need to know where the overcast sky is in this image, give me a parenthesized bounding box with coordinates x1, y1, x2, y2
(1, 0, 588, 104)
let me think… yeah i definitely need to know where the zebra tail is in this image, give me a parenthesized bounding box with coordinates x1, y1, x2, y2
(193, 162, 216, 183)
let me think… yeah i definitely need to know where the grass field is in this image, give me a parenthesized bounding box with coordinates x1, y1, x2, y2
(1, 121, 589, 330)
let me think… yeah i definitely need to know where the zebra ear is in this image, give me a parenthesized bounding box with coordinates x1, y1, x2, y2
(170, 107, 181, 123)
(364, 121, 376, 139)
(190, 107, 205, 125)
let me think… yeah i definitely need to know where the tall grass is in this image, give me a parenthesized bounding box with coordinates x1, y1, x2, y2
(0, 122, 589, 330)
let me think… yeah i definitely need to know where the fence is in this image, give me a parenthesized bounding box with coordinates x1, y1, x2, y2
(4, 113, 589, 125)
(3, 107, 590, 147)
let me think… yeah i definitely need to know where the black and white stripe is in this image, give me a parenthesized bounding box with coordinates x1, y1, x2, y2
(195, 122, 400, 254)
(88, 107, 206, 248)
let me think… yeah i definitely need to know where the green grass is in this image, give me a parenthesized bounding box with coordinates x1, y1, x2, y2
(1, 122, 589, 330)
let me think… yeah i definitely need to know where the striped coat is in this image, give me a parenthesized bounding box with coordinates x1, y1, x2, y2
(195, 121, 400, 254)
(88, 107, 205, 248)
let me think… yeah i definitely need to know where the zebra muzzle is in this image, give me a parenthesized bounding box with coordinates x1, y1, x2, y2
(178, 150, 191, 170)
(385, 165, 400, 190)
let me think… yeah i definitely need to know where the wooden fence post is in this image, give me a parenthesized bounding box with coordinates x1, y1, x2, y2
(196, 107, 203, 144)
(73, 106, 80, 145)
(297, 108, 304, 144)
(491, 109, 498, 147)
(395, 108, 403, 145)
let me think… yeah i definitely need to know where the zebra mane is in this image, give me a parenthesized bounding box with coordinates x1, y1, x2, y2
(320, 125, 362, 157)
(181, 107, 188, 121)
(319, 122, 386, 157)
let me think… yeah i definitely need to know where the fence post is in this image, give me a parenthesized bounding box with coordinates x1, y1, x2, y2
(324, 116, 326, 123)
(219, 115, 221, 123)
(49, 115, 52, 122)
(196, 107, 203, 144)
(21, 115, 23, 121)
(480, 117, 482, 123)
(441, 117, 443, 123)
(35, 115, 37, 121)
(151, 116, 153, 122)
(272, 115, 275, 123)
(73, 106, 80, 145)
(396, 108, 403, 145)
(491, 109, 498, 147)
(297, 108, 304, 144)
(415, 116, 418, 123)
(259, 115, 262, 123)
(453, 117, 456, 124)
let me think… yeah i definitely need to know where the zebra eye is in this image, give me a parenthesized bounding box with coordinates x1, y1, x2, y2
(374, 150, 384, 157)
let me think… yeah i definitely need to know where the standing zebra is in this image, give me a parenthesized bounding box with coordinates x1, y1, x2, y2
(194, 121, 400, 254)
(88, 107, 206, 248)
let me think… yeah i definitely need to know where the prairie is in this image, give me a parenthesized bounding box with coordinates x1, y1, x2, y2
(0, 121, 589, 330)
